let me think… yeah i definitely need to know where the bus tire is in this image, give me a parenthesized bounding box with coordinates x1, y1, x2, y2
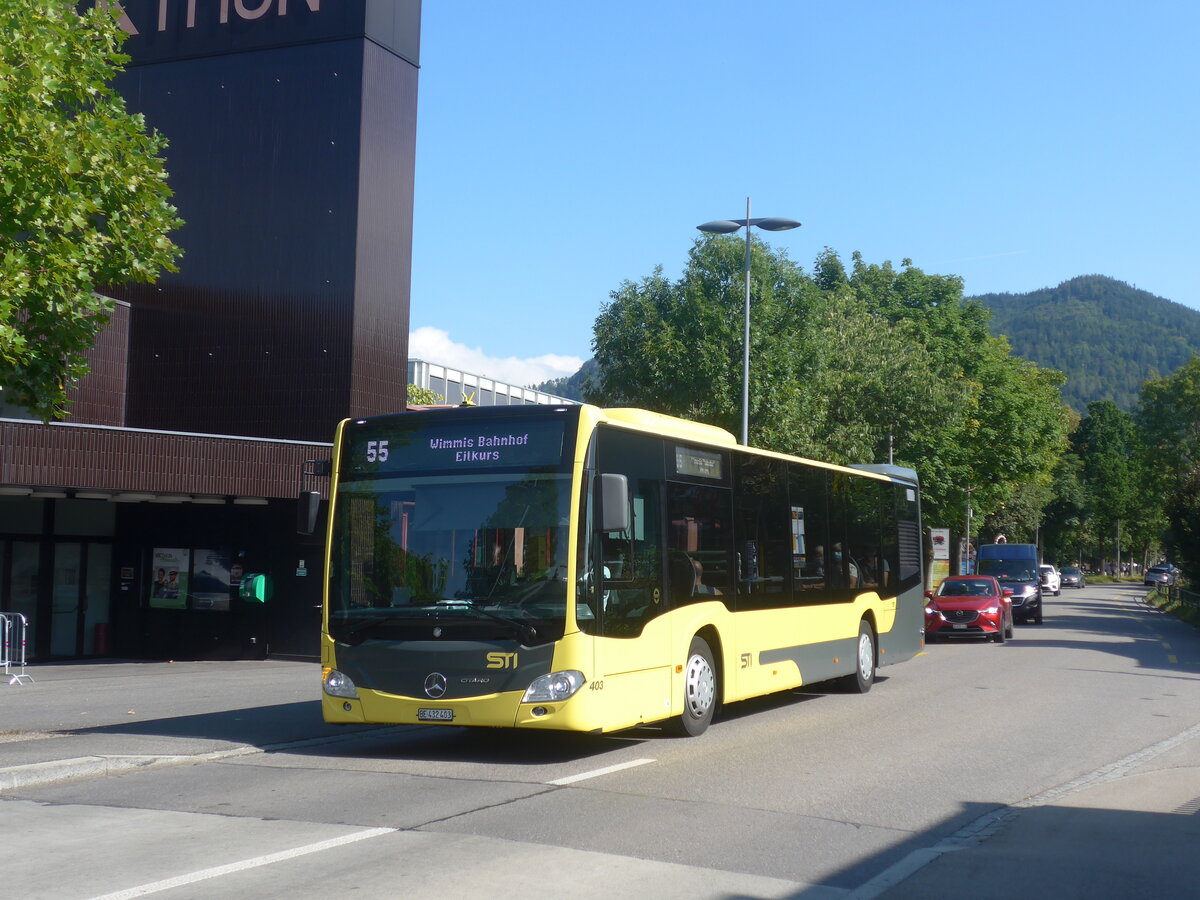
(674, 636, 717, 737)
(841, 620, 876, 694)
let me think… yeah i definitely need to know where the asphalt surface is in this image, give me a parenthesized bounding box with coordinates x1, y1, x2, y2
(3, 616, 1200, 898)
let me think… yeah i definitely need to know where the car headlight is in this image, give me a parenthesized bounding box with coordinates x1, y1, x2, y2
(522, 670, 585, 703)
(323, 667, 359, 699)
(984, 606, 1000, 615)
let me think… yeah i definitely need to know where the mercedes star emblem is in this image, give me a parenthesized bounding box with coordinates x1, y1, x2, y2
(424, 672, 448, 699)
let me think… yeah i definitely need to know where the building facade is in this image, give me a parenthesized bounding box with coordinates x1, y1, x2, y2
(0, 1, 422, 662)
(408, 360, 579, 408)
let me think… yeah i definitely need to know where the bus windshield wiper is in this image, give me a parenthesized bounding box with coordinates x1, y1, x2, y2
(437, 598, 538, 645)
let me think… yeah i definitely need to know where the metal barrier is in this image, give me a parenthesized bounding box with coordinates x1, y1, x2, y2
(1169, 584, 1200, 611)
(1, 613, 34, 685)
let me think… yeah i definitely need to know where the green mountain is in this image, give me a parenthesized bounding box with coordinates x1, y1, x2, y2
(534, 358, 598, 402)
(973, 275, 1200, 412)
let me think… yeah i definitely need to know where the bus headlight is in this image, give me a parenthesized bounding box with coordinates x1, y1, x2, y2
(323, 667, 359, 699)
(522, 670, 585, 703)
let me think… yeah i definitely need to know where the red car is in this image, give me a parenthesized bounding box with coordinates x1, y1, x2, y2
(925, 575, 1014, 643)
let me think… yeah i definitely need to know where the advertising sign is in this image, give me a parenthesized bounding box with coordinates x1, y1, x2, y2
(149, 548, 190, 609)
(97, 0, 421, 67)
(931, 528, 950, 560)
(928, 528, 951, 586)
(191, 549, 233, 611)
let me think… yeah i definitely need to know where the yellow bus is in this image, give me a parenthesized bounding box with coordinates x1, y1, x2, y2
(318, 404, 924, 736)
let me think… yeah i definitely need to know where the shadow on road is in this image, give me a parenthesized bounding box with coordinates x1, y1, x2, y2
(778, 798, 1200, 899)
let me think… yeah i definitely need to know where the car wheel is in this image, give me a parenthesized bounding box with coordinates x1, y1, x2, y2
(1033, 609, 1044, 624)
(840, 620, 876, 694)
(1005, 618, 1014, 640)
(672, 636, 717, 737)
(993, 627, 1006, 644)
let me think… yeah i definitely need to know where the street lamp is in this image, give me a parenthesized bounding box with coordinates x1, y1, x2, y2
(697, 198, 801, 445)
(964, 486, 975, 575)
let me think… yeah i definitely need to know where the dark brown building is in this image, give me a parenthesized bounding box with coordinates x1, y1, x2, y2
(0, 1, 421, 661)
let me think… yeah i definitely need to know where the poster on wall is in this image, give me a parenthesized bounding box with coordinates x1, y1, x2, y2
(149, 548, 190, 609)
(192, 550, 232, 611)
(929, 528, 951, 586)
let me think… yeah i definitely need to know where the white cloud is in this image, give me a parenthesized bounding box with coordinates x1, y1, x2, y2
(409, 327, 584, 388)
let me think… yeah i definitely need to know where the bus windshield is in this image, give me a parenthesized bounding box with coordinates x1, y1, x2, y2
(329, 470, 572, 646)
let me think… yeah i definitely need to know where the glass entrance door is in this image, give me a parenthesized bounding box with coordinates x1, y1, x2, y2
(83, 544, 111, 655)
(8, 540, 41, 654)
(49, 542, 112, 658)
(51, 542, 83, 657)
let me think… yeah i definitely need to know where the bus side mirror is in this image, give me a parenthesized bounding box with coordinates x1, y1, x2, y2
(597, 473, 630, 534)
(297, 490, 321, 535)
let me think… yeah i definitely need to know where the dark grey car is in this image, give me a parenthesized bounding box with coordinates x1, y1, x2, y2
(1061, 566, 1086, 588)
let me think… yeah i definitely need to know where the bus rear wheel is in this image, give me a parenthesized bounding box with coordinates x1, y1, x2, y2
(674, 636, 717, 737)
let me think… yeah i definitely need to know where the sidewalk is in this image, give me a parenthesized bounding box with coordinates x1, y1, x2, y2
(871, 724, 1200, 899)
(0, 657, 360, 790)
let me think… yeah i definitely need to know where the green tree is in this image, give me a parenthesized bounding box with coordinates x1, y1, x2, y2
(1138, 355, 1200, 480)
(1040, 445, 1090, 564)
(590, 242, 1069, 561)
(840, 252, 1070, 541)
(590, 233, 815, 442)
(1137, 355, 1200, 576)
(1074, 401, 1142, 567)
(406, 385, 445, 406)
(0, 1, 182, 421)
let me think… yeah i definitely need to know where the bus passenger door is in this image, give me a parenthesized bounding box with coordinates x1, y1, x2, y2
(588, 431, 671, 729)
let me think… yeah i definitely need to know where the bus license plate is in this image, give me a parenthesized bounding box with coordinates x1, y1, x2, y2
(418, 708, 454, 721)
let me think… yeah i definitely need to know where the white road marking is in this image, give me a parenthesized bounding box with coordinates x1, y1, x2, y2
(548, 758, 656, 785)
(87, 827, 395, 900)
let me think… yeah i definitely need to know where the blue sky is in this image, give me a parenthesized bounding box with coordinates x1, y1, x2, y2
(408, 0, 1199, 386)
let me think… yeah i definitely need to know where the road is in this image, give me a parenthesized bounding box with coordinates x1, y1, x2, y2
(2, 583, 1198, 899)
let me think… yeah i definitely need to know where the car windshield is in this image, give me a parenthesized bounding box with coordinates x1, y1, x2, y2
(978, 559, 1036, 581)
(937, 579, 994, 597)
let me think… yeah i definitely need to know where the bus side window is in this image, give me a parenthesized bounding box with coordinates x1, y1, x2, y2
(666, 483, 732, 606)
(734, 456, 791, 610)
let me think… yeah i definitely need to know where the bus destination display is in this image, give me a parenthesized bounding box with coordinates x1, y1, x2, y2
(348, 416, 569, 474)
(675, 446, 723, 480)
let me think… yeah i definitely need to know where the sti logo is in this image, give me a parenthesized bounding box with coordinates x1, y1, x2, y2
(97, 0, 322, 35)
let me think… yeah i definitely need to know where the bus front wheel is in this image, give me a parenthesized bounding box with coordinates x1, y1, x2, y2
(841, 620, 876, 694)
(674, 636, 717, 737)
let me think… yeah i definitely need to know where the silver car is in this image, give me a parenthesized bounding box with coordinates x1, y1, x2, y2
(1144, 565, 1174, 586)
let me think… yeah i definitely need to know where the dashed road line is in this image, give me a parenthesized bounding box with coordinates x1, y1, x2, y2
(547, 758, 656, 785)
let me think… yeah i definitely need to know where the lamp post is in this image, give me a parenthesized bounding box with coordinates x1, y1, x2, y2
(697, 198, 801, 445)
(964, 487, 974, 575)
